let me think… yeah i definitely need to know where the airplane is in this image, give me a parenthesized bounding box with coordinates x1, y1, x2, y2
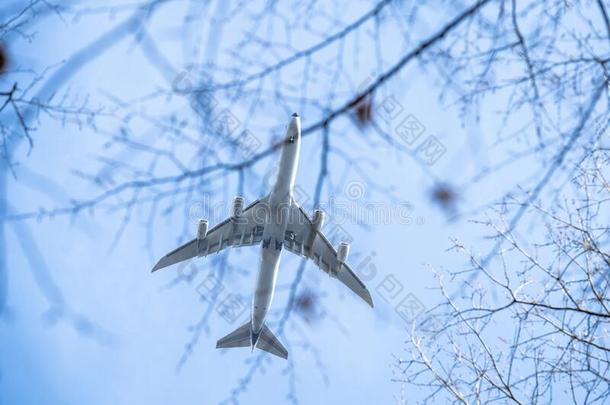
(151, 113, 374, 360)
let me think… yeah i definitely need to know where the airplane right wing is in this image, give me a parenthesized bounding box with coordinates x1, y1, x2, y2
(283, 201, 374, 307)
(152, 196, 269, 272)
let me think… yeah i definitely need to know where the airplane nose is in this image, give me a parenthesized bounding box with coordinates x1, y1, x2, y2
(288, 113, 300, 140)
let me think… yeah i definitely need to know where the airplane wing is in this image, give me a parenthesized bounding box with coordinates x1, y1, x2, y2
(283, 200, 374, 307)
(152, 197, 268, 272)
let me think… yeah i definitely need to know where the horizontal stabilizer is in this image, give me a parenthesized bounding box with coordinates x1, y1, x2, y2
(257, 325, 288, 359)
(215, 322, 288, 360)
(216, 322, 251, 349)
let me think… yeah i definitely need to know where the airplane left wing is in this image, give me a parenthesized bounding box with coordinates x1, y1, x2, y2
(152, 197, 268, 272)
(283, 200, 374, 307)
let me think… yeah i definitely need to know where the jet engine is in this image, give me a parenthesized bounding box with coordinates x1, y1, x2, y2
(197, 219, 208, 240)
(232, 196, 245, 218)
(337, 242, 350, 263)
(312, 209, 325, 233)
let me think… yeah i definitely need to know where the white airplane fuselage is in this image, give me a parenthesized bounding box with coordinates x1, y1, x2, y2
(251, 114, 301, 343)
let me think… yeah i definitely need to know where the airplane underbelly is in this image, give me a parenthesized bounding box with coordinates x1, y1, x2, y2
(253, 184, 292, 332)
(252, 246, 281, 332)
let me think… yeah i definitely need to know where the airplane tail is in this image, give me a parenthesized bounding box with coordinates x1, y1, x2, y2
(216, 322, 288, 359)
(256, 324, 288, 359)
(216, 322, 251, 349)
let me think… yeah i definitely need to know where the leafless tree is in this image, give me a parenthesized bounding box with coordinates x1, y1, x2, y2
(392, 1, 610, 402)
(396, 149, 610, 403)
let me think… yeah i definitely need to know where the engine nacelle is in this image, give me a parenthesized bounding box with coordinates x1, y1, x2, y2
(197, 219, 208, 240)
(312, 209, 325, 233)
(337, 242, 350, 263)
(232, 196, 245, 218)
